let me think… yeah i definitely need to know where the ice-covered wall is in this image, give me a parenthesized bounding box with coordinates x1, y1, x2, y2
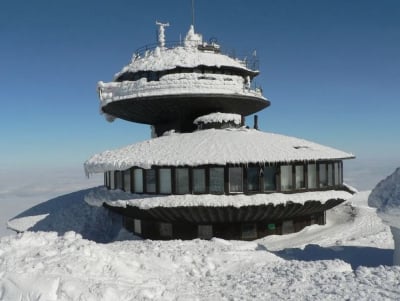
(368, 167, 400, 265)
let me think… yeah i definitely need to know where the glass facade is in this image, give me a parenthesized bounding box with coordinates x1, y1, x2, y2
(134, 169, 143, 193)
(319, 163, 327, 188)
(327, 164, 333, 186)
(247, 167, 260, 192)
(110, 171, 115, 190)
(263, 166, 276, 191)
(176, 168, 189, 194)
(123, 170, 131, 192)
(159, 168, 172, 194)
(209, 167, 224, 193)
(229, 167, 243, 193)
(192, 168, 206, 193)
(307, 164, 317, 189)
(106, 161, 344, 195)
(280, 165, 293, 191)
(295, 165, 305, 189)
(146, 169, 156, 193)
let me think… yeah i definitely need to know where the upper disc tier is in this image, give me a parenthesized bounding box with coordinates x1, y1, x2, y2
(98, 25, 269, 133)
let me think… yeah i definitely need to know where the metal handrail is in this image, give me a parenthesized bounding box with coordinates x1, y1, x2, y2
(133, 40, 260, 71)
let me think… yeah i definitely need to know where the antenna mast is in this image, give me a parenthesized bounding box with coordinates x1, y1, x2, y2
(191, 0, 195, 29)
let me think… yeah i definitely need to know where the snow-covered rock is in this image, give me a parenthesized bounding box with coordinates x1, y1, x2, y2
(368, 167, 400, 265)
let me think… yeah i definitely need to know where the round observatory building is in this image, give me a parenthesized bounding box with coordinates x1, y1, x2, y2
(85, 23, 355, 240)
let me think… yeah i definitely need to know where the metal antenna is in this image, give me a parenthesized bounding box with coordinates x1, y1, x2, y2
(191, 0, 195, 29)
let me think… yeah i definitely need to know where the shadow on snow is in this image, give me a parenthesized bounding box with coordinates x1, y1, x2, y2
(272, 244, 393, 269)
(8, 187, 123, 243)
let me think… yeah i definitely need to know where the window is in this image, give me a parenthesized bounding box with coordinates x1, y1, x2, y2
(134, 169, 143, 193)
(334, 162, 340, 185)
(229, 167, 243, 193)
(241, 223, 257, 240)
(280, 165, 293, 191)
(247, 167, 260, 192)
(159, 222, 172, 238)
(319, 163, 327, 188)
(110, 171, 115, 190)
(123, 169, 131, 192)
(295, 165, 305, 189)
(338, 162, 343, 184)
(263, 166, 276, 191)
(176, 168, 189, 194)
(198, 225, 213, 239)
(193, 168, 206, 193)
(134, 219, 142, 234)
(328, 163, 333, 186)
(307, 164, 317, 189)
(145, 169, 156, 193)
(209, 167, 224, 194)
(105, 172, 110, 188)
(159, 168, 172, 194)
(116, 171, 123, 190)
(282, 220, 294, 234)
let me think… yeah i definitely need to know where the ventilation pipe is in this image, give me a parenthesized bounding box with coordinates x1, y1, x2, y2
(253, 115, 259, 130)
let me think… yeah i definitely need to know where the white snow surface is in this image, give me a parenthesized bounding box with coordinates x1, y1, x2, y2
(368, 167, 400, 228)
(114, 44, 252, 79)
(1, 190, 399, 300)
(84, 128, 354, 175)
(193, 112, 242, 125)
(84, 187, 353, 210)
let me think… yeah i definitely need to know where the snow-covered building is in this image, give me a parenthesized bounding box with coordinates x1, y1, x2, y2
(84, 23, 355, 240)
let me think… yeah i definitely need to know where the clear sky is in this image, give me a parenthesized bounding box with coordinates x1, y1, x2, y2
(1, 0, 399, 171)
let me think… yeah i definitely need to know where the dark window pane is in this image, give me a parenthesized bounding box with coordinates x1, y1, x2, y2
(263, 166, 276, 191)
(210, 167, 224, 193)
(176, 168, 189, 194)
(247, 167, 260, 192)
(146, 169, 156, 193)
(193, 169, 206, 193)
(229, 167, 243, 192)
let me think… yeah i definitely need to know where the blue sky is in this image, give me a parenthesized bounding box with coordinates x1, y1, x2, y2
(1, 0, 399, 170)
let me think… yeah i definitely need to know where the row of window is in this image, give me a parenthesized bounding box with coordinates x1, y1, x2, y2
(104, 161, 343, 195)
(123, 213, 325, 240)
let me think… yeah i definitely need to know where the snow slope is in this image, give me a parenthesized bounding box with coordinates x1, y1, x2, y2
(1, 189, 399, 300)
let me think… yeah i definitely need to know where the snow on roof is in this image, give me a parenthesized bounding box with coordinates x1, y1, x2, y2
(84, 128, 354, 175)
(85, 186, 353, 210)
(193, 112, 242, 125)
(114, 45, 252, 79)
(368, 167, 400, 228)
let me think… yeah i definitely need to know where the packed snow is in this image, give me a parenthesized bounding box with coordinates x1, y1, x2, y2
(84, 128, 354, 175)
(84, 186, 353, 210)
(2, 187, 400, 300)
(368, 167, 400, 265)
(193, 112, 242, 125)
(113, 26, 253, 79)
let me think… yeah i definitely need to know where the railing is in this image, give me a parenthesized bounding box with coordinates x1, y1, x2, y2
(132, 40, 260, 71)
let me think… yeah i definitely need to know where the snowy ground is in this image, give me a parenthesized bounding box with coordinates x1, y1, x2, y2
(1, 164, 400, 300)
